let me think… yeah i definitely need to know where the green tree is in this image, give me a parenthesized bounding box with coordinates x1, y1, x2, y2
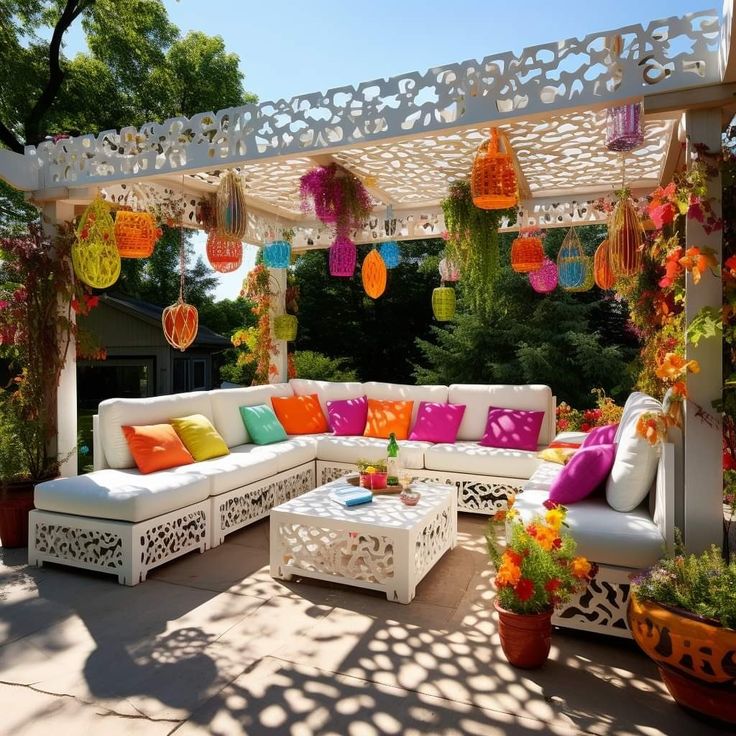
(293, 351, 358, 382)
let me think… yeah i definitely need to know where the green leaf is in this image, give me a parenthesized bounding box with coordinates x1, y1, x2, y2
(687, 306, 722, 346)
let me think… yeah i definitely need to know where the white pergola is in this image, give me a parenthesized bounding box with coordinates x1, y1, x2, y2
(1, 4, 733, 551)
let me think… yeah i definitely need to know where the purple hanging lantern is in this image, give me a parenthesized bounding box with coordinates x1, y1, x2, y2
(329, 235, 357, 277)
(605, 103, 643, 152)
(528, 257, 558, 294)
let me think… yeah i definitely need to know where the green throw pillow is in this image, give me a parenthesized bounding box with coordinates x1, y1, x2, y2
(240, 404, 288, 445)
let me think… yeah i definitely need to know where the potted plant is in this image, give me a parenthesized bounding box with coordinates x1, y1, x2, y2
(487, 499, 597, 668)
(627, 536, 736, 725)
(356, 459, 388, 491)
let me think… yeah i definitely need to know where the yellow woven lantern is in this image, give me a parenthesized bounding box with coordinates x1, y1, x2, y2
(274, 314, 298, 341)
(216, 171, 247, 239)
(432, 287, 456, 321)
(608, 191, 644, 276)
(471, 128, 518, 210)
(510, 234, 544, 273)
(362, 249, 387, 299)
(206, 231, 243, 273)
(114, 210, 161, 259)
(594, 239, 616, 290)
(162, 298, 198, 352)
(73, 197, 121, 288)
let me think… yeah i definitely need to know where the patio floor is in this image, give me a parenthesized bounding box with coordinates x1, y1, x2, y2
(0, 515, 724, 736)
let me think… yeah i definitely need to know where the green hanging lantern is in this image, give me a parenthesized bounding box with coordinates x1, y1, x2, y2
(432, 287, 456, 321)
(274, 314, 298, 341)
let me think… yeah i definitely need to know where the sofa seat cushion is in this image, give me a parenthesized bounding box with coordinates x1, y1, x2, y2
(34, 469, 210, 523)
(523, 461, 565, 493)
(424, 441, 542, 479)
(273, 436, 320, 471)
(315, 436, 429, 469)
(514, 489, 664, 569)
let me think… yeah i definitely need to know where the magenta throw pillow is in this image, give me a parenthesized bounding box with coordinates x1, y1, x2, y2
(409, 402, 466, 443)
(581, 423, 619, 448)
(479, 408, 545, 451)
(548, 443, 616, 504)
(326, 395, 368, 436)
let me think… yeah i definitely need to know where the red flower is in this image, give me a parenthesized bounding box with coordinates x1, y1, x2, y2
(649, 203, 676, 230)
(514, 578, 534, 602)
(551, 537, 562, 550)
(581, 423, 591, 432)
(687, 195, 704, 223)
(86, 295, 100, 309)
(543, 499, 559, 510)
(544, 578, 561, 593)
(725, 451, 736, 471)
(505, 550, 523, 567)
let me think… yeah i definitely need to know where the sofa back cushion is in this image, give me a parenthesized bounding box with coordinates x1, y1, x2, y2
(362, 382, 448, 425)
(449, 384, 554, 444)
(289, 379, 364, 414)
(209, 384, 293, 447)
(98, 392, 214, 469)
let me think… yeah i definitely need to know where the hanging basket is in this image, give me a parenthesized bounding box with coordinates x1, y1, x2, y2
(511, 234, 544, 273)
(438, 258, 460, 282)
(379, 241, 400, 269)
(565, 257, 594, 292)
(471, 128, 518, 210)
(362, 249, 388, 299)
(274, 314, 298, 341)
(528, 257, 558, 294)
(162, 298, 198, 352)
(608, 192, 644, 277)
(329, 235, 357, 277)
(216, 170, 247, 239)
(114, 210, 160, 259)
(263, 240, 291, 269)
(606, 103, 644, 152)
(594, 239, 616, 290)
(73, 197, 121, 289)
(557, 228, 587, 290)
(206, 231, 243, 273)
(432, 286, 456, 321)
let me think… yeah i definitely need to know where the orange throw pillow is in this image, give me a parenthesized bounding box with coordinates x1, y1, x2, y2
(271, 393, 329, 435)
(364, 399, 414, 440)
(122, 424, 194, 474)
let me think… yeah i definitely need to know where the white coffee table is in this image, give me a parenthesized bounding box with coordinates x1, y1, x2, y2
(269, 477, 457, 603)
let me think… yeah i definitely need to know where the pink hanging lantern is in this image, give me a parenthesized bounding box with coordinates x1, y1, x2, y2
(328, 235, 357, 277)
(605, 103, 644, 152)
(528, 257, 558, 294)
(438, 258, 460, 282)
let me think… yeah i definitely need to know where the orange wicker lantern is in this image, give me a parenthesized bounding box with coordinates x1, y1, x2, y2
(471, 128, 518, 210)
(206, 231, 243, 273)
(608, 191, 644, 276)
(594, 239, 616, 290)
(216, 170, 247, 239)
(162, 298, 198, 352)
(114, 210, 161, 258)
(510, 233, 544, 273)
(362, 248, 387, 299)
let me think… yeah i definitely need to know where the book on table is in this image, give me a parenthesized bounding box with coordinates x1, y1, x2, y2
(330, 486, 373, 507)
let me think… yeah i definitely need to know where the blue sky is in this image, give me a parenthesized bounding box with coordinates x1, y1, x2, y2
(63, 0, 717, 300)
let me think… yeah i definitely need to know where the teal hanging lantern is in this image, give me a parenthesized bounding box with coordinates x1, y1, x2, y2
(379, 241, 400, 269)
(263, 240, 291, 268)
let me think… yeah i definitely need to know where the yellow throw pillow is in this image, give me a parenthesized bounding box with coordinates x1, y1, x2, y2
(538, 447, 576, 465)
(170, 414, 229, 461)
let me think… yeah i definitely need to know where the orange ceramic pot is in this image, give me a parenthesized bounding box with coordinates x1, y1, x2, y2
(494, 600, 552, 669)
(628, 593, 736, 725)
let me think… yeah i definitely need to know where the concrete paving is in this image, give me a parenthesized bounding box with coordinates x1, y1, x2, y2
(0, 515, 723, 735)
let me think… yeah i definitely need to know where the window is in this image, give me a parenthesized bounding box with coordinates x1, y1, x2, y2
(76, 358, 154, 412)
(192, 359, 206, 390)
(173, 359, 189, 394)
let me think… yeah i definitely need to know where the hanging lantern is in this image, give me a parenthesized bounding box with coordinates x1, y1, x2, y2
(565, 257, 594, 293)
(606, 103, 644, 152)
(471, 127, 518, 210)
(362, 249, 388, 299)
(438, 258, 460, 282)
(274, 314, 298, 341)
(263, 240, 291, 269)
(329, 235, 357, 277)
(162, 298, 199, 352)
(528, 257, 558, 294)
(608, 192, 644, 276)
(379, 241, 400, 269)
(206, 231, 242, 273)
(114, 210, 161, 259)
(557, 228, 587, 290)
(510, 233, 544, 273)
(73, 197, 121, 289)
(594, 239, 616, 290)
(216, 170, 247, 239)
(432, 287, 456, 321)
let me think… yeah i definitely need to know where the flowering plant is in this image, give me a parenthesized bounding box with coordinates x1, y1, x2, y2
(487, 499, 597, 615)
(555, 389, 623, 432)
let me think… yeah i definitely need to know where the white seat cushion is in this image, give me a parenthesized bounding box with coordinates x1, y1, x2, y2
(289, 379, 365, 414)
(316, 435, 429, 469)
(272, 435, 320, 472)
(425, 441, 541, 479)
(522, 461, 564, 492)
(362, 382, 448, 425)
(514, 489, 664, 569)
(34, 469, 210, 523)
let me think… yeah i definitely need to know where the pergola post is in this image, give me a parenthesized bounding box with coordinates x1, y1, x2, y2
(270, 267, 289, 383)
(683, 108, 724, 552)
(41, 201, 78, 478)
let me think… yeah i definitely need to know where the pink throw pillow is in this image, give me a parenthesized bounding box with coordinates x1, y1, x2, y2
(581, 423, 619, 448)
(409, 402, 466, 443)
(326, 396, 368, 436)
(548, 443, 616, 504)
(479, 407, 545, 452)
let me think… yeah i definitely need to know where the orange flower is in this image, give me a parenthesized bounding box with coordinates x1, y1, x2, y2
(655, 352, 700, 381)
(636, 413, 667, 445)
(496, 562, 521, 587)
(679, 246, 718, 285)
(534, 525, 558, 551)
(545, 508, 565, 531)
(671, 380, 687, 398)
(571, 557, 593, 579)
(493, 509, 507, 522)
(503, 549, 523, 567)
(506, 493, 516, 509)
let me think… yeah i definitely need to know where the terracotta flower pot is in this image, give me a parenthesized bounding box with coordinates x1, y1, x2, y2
(494, 599, 552, 669)
(0, 479, 36, 548)
(628, 593, 736, 725)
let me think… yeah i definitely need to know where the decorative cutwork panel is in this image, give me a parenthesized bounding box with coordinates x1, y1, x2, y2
(414, 508, 453, 580)
(319, 464, 354, 485)
(417, 475, 521, 514)
(139, 510, 207, 568)
(279, 524, 395, 583)
(555, 578, 631, 634)
(33, 523, 124, 569)
(28, 11, 718, 189)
